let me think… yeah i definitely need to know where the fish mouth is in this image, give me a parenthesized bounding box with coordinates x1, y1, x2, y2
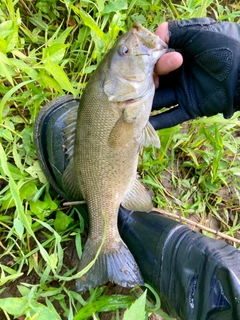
(131, 23, 168, 59)
(132, 23, 163, 47)
(135, 53, 150, 56)
(117, 98, 140, 107)
(122, 98, 139, 104)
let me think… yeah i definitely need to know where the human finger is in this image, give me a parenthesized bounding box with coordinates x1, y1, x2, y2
(154, 22, 170, 43)
(154, 51, 183, 76)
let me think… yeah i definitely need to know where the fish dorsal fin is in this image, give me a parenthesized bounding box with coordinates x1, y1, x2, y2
(62, 159, 83, 200)
(63, 105, 78, 160)
(62, 105, 83, 200)
(121, 177, 153, 212)
(137, 121, 160, 148)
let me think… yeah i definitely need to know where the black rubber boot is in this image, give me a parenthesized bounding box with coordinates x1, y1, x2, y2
(34, 96, 240, 320)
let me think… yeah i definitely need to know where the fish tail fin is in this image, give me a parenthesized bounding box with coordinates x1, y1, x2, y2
(76, 239, 144, 291)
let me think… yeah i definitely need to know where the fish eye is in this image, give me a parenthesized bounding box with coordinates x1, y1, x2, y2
(119, 45, 129, 56)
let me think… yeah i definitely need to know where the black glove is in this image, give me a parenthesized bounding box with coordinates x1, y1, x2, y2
(150, 18, 240, 130)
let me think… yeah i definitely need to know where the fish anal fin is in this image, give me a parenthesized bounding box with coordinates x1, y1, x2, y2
(121, 178, 153, 212)
(76, 238, 144, 291)
(137, 121, 160, 148)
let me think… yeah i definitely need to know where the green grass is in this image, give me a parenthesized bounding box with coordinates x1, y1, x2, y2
(0, 0, 240, 319)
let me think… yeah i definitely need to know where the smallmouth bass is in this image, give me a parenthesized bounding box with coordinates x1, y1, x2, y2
(63, 24, 167, 291)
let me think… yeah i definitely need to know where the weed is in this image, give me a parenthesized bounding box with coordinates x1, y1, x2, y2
(0, 0, 239, 319)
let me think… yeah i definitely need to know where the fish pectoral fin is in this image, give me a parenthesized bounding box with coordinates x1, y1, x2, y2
(121, 178, 153, 212)
(62, 159, 83, 200)
(137, 121, 160, 148)
(108, 115, 134, 148)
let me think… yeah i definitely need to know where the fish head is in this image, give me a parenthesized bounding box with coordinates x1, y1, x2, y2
(127, 23, 167, 64)
(104, 24, 168, 103)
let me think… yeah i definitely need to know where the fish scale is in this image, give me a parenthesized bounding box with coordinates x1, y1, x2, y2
(62, 23, 168, 291)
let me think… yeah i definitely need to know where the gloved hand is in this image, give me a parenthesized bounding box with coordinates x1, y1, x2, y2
(150, 18, 240, 130)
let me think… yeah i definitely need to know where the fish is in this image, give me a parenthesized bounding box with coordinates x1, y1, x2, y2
(62, 23, 168, 291)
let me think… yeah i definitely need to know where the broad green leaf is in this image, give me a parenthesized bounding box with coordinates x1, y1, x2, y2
(6, 26, 19, 52)
(11, 49, 29, 60)
(13, 218, 24, 238)
(20, 182, 38, 201)
(74, 295, 134, 320)
(39, 70, 62, 92)
(31, 183, 48, 202)
(25, 160, 47, 184)
(0, 58, 14, 85)
(9, 58, 39, 80)
(69, 5, 108, 46)
(19, 26, 39, 43)
(54, 211, 74, 232)
(0, 298, 28, 315)
(0, 128, 13, 141)
(104, 0, 128, 13)
(0, 50, 11, 65)
(95, 0, 105, 11)
(131, 13, 146, 24)
(42, 43, 69, 64)
(0, 37, 8, 53)
(0, 79, 34, 123)
(28, 16, 48, 30)
(123, 290, 146, 320)
(0, 272, 24, 286)
(0, 20, 14, 38)
(82, 65, 97, 74)
(17, 285, 31, 297)
(7, 162, 24, 180)
(43, 191, 58, 211)
(13, 139, 25, 173)
(49, 25, 74, 45)
(0, 163, 24, 197)
(29, 302, 62, 320)
(229, 167, 240, 176)
(30, 199, 48, 217)
(108, 13, 125, 45)
(0, 191, 15, 210)
(4, 0, 14, 20)
(0, 298, 61, 319)
(0, 264, 21, 276)
(223, 141, 237, 153)
(43, 57, 74, 94)
(186, 147, 199, 167)
(49, 253, 58, 270)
